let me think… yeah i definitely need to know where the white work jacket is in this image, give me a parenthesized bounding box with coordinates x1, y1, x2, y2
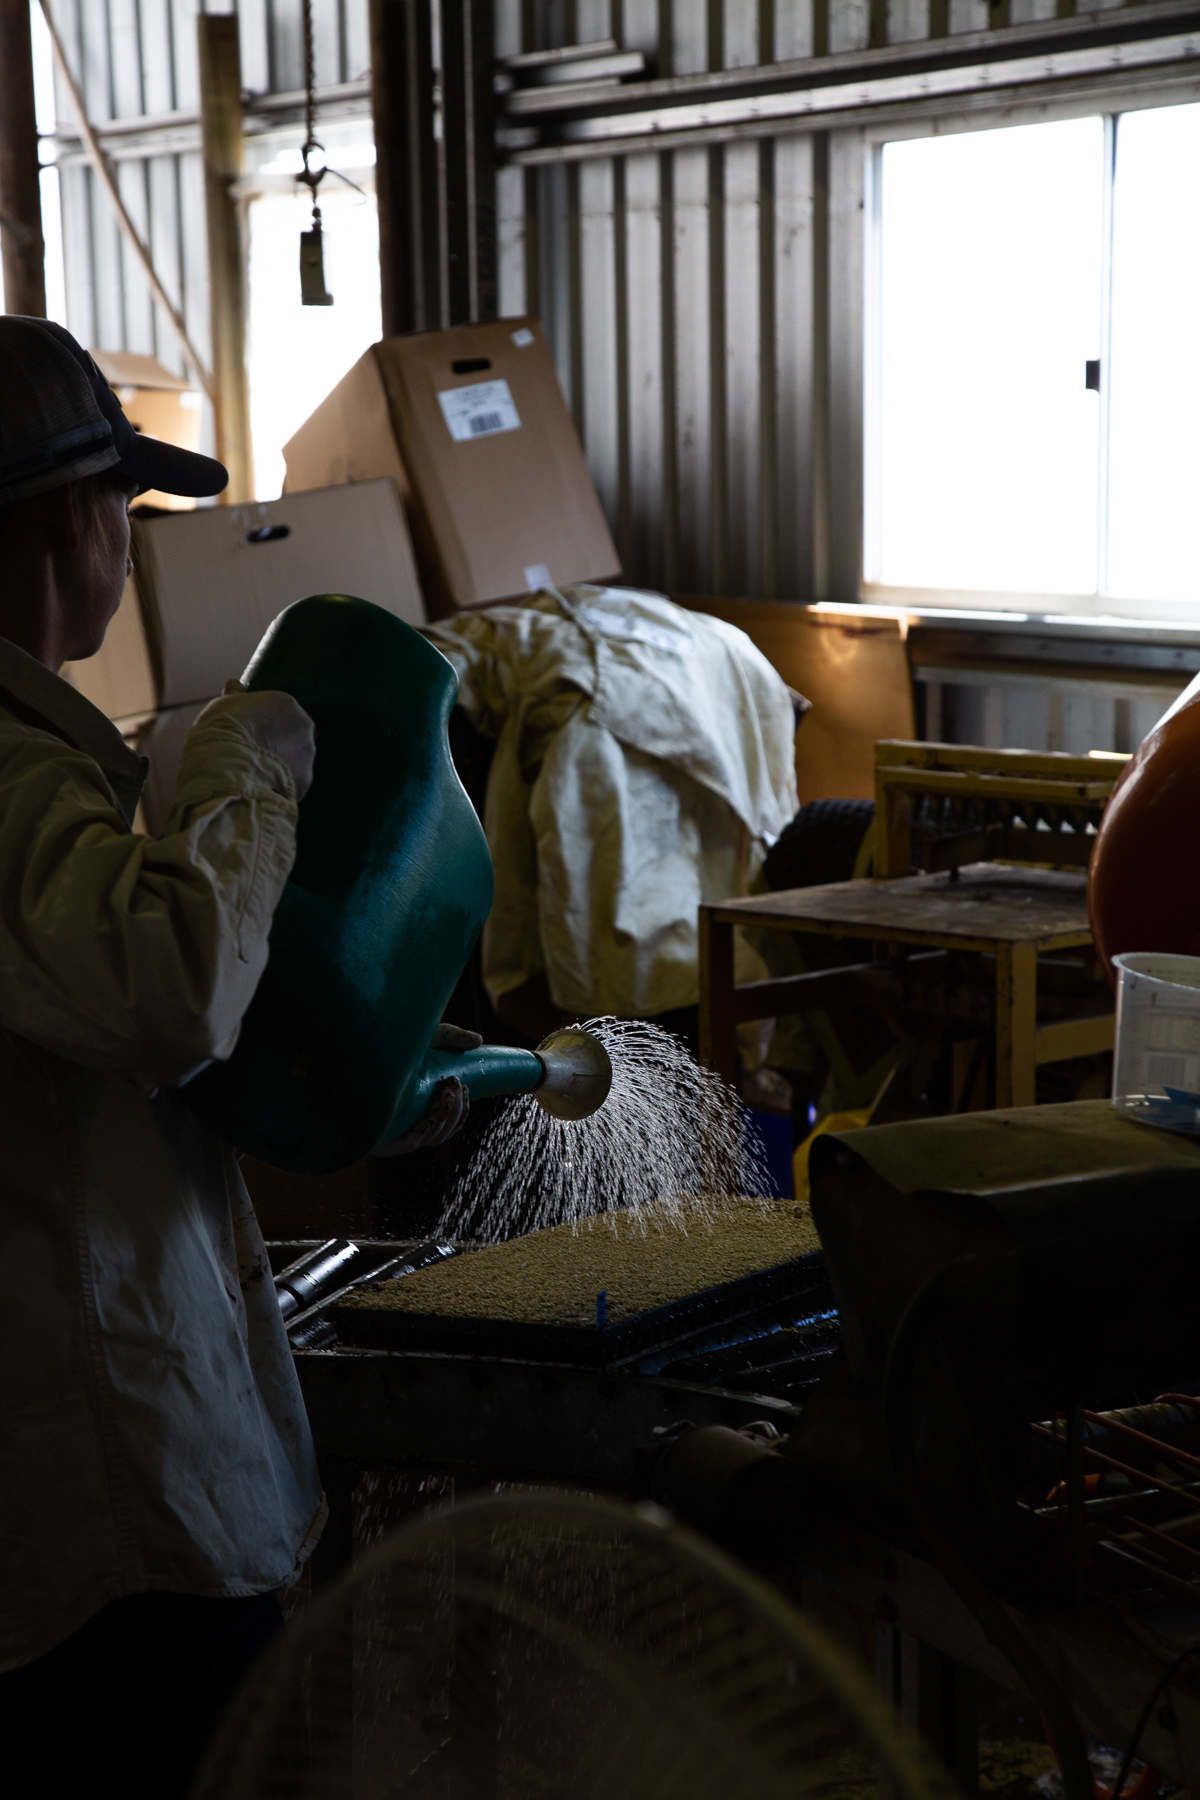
(0, 636, 324, 1673)
(427, 587, 798, 1019)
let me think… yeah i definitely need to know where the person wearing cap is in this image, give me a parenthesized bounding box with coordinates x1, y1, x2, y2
(0, 316, 324, 1795)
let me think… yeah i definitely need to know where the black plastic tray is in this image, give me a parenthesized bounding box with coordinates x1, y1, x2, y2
(330, 1247, 829, 1368)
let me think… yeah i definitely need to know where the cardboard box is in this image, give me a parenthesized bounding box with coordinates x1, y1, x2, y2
(282, 319, 621, 614)
(677, 598, 916, 803)
(66, 572, 158, 725)
(136, 700, 207, 833)
(66, 478, 425, 721)
(280, 345, 411, 505)
(91, 349, 204, 514)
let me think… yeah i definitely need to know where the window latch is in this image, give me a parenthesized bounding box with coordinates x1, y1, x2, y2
(1085, 360, 1101, 392)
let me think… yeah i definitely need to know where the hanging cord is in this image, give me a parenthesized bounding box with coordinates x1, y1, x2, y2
(299, 0, 326, 232)
(296, 0, 333, 304)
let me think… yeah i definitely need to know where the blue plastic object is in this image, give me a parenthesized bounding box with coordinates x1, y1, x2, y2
(746, 1108, 795, 1200)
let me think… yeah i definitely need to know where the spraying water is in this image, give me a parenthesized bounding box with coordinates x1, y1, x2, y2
(438, 1018, 773, 1243)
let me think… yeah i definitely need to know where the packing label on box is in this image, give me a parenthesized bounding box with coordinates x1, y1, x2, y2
(438, 379, 521, 443)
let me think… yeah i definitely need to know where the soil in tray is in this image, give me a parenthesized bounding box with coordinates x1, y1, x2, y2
(331, 1198, 822, 1358)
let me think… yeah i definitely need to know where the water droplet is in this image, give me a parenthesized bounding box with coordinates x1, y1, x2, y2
(437, 1018, 771, 1244)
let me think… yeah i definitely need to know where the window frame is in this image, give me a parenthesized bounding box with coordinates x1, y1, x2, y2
(861, 82, 1200, 623)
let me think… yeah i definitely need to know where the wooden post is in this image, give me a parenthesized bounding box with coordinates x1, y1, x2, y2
(699, 910, 739, 1087)
(0, 0, 46, 317)
(198, 15, 252, 502)
(879, 788, 912, 879)
(994, 940, 1037, 1109)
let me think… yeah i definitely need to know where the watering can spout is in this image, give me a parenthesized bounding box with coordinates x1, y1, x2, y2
(383, 1028, 613, 1146)
(531, 1028, 614, 1121)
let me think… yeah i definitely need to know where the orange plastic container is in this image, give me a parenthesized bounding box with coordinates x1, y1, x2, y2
(1089, 675, 1200, 987)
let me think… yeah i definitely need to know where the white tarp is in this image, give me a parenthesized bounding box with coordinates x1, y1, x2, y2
(426, 585, 798, 1019)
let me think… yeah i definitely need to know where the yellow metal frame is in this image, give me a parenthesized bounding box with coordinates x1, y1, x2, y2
(873, 740, 1129, 879)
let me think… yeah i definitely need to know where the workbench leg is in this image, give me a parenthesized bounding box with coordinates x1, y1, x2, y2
(698, 913, 738, 1087)
(994, 942, 1037, 1110)
(880, 790, 913, 880)
(878, 1623, 980, 1797)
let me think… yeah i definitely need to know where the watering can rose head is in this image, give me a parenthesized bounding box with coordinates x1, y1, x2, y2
(532, 1029, 614, 1120)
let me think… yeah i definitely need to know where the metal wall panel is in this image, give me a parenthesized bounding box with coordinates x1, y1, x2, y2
(577, 157, 619, 525)
(497, 1, 1183, 603)
(671, 145, 714, 594)
(928, 676, 1171, 755)
(46, 0, 370, 397)
(497, 4, 864, 600)
(52, 0, 1181, 606)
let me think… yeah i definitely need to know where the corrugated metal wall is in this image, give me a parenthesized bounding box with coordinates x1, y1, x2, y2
(47, 0, 1175, 608)
(490, 0, 1197, 604)
(496, 1, 844, 601)
(46, 0, 369, 397)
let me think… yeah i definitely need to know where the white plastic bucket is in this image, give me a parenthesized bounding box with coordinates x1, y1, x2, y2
(1112, 952, 1200, 1110)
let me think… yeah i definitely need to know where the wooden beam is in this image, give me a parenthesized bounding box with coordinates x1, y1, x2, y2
(923, 825, 1095, 874)
(198, 16, 252, 502)
(0, 0, 45, 317)
(698, 912, 738, 1084)
(729, 954, 997, 1028)
(731, 954, 949, 1021)
(1035, 1013, 1115, 1065)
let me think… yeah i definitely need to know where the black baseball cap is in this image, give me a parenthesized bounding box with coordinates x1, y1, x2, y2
(0, 315, 228, 506)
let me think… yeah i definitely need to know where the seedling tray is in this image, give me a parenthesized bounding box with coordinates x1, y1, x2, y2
(330, 1246, 828, 1368)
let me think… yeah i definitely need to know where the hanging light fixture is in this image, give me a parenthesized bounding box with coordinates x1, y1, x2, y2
(298, 0, 333, 305)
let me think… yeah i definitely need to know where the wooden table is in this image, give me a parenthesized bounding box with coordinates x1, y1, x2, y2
(699, 863, 1113, 1109)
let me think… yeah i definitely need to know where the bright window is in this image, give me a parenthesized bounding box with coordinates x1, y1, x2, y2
(245, 147, 382, 499)
(1106, 105, 1200, 603)
(868, 103, 1200, 613)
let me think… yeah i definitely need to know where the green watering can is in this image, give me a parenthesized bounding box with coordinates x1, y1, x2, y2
(184, 594, 612, 1175)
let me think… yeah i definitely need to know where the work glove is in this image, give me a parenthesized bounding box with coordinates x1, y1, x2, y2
(373, 1023, 484, 1156)
(194, 681, 317, 800)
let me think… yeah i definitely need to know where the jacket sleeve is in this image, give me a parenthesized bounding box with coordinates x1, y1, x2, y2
(0, 710, 298, 1090)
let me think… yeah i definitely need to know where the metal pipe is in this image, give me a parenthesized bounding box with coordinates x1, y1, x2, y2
(275, 1239, 361, 1320)
(1030, 1422, 1200, 1514)
(369, 0, 440, 336)
(1082, 1405, 1200, 1478)
(501, 0, 1200, 121)
(39, 80, 374, 152)
(1115, 1514, 1200, 1571)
